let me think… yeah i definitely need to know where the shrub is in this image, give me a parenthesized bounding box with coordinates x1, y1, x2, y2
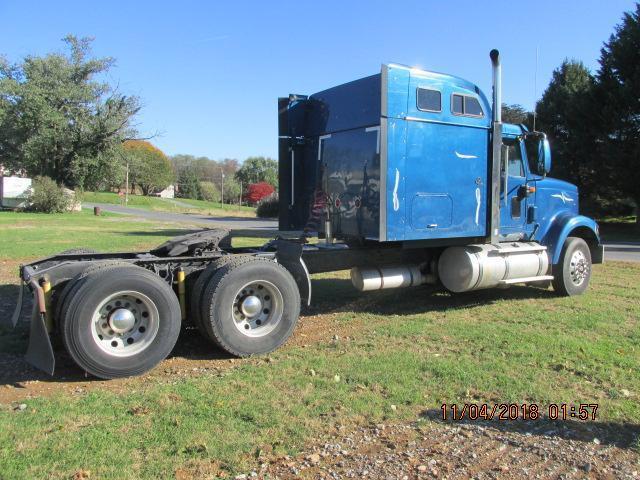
(256, 193, 279, 218)
(244, 182, 275, 205)
(199, 181, 220, 203)
(28, 176, 70, 213)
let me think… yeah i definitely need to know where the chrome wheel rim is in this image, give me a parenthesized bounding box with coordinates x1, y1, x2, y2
(90, 291, 159, 357)
(232, 280, 283, 338)
(569, 250, 589, 286)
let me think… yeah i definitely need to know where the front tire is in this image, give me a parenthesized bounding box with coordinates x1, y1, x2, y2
(552, 237, 592, 296)
(60, 265, 182, 379)
(200, 257, 300, 356)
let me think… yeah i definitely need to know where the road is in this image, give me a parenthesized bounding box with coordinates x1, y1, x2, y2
(84, 203, 278, 232)
(602, 242, 640, 262)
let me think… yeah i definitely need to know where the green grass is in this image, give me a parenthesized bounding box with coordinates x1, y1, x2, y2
(0, 213, 638, 478)
(0, 210, 265, 261)
(82, 191, 255, 216)
(0, 210, 189, 260)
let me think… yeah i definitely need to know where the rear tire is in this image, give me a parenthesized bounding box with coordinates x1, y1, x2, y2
(60, 265, 181, 379)
(200, 257, 300, 356)
(188, 255, 236, 338)
(552, 237, 592, 296)
(53, 261, 130, 329)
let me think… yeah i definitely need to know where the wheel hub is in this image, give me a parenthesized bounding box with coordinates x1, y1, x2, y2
(108, 308, 136, 333)
(91, 291, 159, 357)
(240, 295, 262, 317)
(569, 250, 589, 285)
(232, 280, 284, 338)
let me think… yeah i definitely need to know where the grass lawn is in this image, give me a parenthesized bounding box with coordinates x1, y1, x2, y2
(82, 191, 256, 217)
(0, 210, 263, 261)
(0, 211, 638, 479)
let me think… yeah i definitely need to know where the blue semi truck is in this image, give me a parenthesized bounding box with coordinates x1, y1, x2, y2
(12, 51, 603, 379)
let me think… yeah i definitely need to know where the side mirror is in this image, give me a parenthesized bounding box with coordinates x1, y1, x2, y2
(538, 137, 552, 174)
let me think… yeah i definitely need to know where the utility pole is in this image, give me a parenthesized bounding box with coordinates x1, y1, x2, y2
(125, 160, 129, 206)
(221, 168, 225, 208)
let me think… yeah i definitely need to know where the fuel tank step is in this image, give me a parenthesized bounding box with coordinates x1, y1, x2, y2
(499, 275, 554, 285)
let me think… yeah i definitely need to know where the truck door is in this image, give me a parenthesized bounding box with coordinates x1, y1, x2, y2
(499, 138, 529, 238)
(403, 73, 490, 240)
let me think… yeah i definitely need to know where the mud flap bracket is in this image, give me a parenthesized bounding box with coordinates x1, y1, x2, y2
(274, 240, 312, 306)
(24, 280, 55, 376)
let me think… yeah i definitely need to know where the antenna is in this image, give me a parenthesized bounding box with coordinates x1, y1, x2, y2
(533, 46, 539, 131)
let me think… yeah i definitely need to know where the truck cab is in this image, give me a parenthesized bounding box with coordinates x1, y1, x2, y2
(500, 123, 601, 266)
(279, 52, 603, 296)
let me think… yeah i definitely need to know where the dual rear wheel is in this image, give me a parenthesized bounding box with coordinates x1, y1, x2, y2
(56, 257, 300, 379)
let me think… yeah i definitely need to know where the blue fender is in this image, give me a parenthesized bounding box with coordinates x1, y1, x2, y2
(540, 212, 600, 264)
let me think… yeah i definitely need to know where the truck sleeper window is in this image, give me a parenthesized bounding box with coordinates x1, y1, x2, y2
(451, 93, 484, 117)
(417, 88, 441, 112)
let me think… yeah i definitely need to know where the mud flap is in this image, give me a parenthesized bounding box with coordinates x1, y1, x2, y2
(24, 304, 56, 376)
(10, 283, 25, 328)
(275, 240, 312, 306)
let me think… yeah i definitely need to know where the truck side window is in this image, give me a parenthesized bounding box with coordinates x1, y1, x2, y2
(502, 140, 524, 177)
(451, 94, 484, 117)
(417, 88, 441, 112)
(465, 97, 483, 116)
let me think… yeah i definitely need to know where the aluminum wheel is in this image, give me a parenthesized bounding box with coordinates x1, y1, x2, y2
(90, 290, 159, 357)
(231, 280, 283, 338)
(569, 250, 589, 286)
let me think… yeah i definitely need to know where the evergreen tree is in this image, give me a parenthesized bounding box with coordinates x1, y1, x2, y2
(595, 3, 640, 225)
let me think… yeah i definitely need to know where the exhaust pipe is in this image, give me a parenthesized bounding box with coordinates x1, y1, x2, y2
(490, 49, 502, 122)
(350, 265, 436, 292)
(488, 49, 503, 244)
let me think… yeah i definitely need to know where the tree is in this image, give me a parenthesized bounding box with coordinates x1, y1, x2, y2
(199, 181, 220, 202)
(123, 140, 174, 195)
(0, 35, 140, 188)
(223, 176, 241, 204)
(535, 60, 601, 210)
(176, 166, 202, 199)
(596, 3, 640, 226)
(244, 182, 275, 204)
(502, 103, 531, 126)
(235, 157, 278, 188)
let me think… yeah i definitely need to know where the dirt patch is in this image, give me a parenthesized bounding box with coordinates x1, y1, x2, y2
(0, 273, 368, 404)
(0, 259, 23, 283)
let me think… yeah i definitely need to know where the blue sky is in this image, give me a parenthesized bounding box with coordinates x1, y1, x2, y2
(1, 0, 636, 160)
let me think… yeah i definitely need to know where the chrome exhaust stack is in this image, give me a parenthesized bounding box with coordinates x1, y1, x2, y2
(488, 49, 503, 244)
(490, 49, 502, 123)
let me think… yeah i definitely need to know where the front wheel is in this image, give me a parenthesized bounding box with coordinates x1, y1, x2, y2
(60, 265, 182, 379)
(552, 237, 592, 296)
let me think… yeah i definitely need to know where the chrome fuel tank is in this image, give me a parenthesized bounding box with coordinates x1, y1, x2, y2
(438, 242, 550, 293)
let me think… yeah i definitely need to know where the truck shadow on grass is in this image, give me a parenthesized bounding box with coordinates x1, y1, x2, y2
(307, 277, 557, 317)
(420, 408, 640, 450)
(0, 279, 557, 387)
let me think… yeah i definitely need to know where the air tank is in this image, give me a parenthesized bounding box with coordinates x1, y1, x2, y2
(438, 242, 550, 293)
